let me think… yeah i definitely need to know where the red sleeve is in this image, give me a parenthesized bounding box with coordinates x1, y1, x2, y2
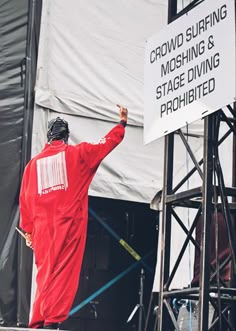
(19, 164, 33, 233)
(80, 123, 125, 169)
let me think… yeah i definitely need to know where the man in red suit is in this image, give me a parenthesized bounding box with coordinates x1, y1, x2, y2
(19, 105, 128, 329)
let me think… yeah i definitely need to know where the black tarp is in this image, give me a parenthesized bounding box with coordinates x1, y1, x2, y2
(0, 0, 41, 326)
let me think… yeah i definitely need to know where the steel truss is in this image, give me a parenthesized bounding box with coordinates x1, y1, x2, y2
(156, 107, 236, 331)
(152, 1, 236, 330)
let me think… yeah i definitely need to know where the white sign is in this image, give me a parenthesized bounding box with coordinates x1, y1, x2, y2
(144, 0, 235, 144)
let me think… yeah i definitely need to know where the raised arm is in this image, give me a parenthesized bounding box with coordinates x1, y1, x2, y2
(80, 105, 128, 169)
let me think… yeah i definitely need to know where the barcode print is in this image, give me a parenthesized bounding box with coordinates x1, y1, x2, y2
(36, 151, 68, 195)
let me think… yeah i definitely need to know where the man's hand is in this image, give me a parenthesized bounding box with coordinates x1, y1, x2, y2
(15, 227, 33, 249)
(25, 233, 33, 249)
(117, 104, 128, 122)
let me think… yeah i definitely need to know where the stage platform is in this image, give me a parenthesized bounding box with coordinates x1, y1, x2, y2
(0, 328, 69, 331)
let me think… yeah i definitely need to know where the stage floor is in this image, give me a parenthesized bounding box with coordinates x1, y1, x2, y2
(0, 328, 69, 331)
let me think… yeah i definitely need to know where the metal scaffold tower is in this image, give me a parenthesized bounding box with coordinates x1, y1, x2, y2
(154, 1, 236, 330)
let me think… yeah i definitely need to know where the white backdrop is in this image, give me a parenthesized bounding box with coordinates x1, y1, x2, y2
(32, 0, 171, 203)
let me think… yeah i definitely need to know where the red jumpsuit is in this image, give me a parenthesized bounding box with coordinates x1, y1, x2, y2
(19, 123, 125, 328)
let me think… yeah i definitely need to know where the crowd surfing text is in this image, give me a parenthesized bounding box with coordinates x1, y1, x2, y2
(149, 4, 227, 118)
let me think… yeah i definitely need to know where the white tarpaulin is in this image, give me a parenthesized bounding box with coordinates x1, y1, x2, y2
(33, 0, 170, 204)
(33, 0, 209, 204)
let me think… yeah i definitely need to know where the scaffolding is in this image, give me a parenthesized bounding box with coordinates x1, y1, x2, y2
(150, 0, 236, 330)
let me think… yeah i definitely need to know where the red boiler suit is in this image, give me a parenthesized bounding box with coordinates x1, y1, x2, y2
(19, 123, 125, 328)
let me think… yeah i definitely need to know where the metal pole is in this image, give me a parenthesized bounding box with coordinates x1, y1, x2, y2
(156, 1, 177, 329)
(138, 268, 145, 331)
(20, 0, 36, 176)
(168, 0, 177, 24)
(17, 0, 40, 325)
(157, 133, 174, 331)
(230, 101, 236, 330)
(198, 114, 214, 331)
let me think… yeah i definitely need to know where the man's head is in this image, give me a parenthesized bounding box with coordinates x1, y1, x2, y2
(47, 117, 70, 143)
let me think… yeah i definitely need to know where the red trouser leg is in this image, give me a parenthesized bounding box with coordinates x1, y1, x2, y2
(31, 215, 87, 326)
(28, 287, 44, 328)
(43, 239, 85, 325)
